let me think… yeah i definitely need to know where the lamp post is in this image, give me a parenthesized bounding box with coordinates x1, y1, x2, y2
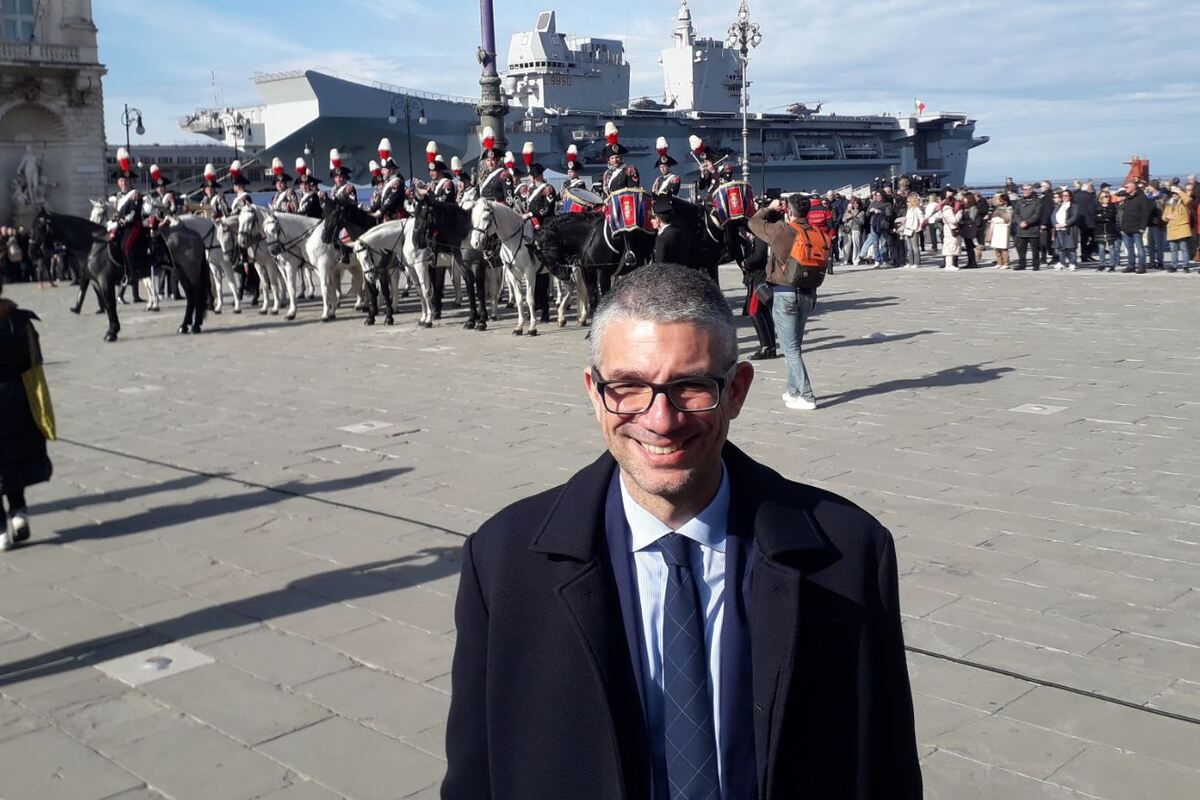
(476, 0, 509, 156)
(120, 103, 145, 157)
(726, 1, 762, 183)
(388, 95, 427, 181)
(220, 111, 247, 163)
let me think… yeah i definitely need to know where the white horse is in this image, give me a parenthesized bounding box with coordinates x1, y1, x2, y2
(262, 209, 324, 318)
(237, 204, 296, 318)
(174, 214, 241, 314)
(353, 218, 435, 327)
(469, 200, 543, 336)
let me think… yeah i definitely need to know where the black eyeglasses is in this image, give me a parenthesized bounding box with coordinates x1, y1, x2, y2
(591, 367, 736, 415)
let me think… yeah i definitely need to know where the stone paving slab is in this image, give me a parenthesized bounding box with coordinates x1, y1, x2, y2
(1, 265, 1199, 798)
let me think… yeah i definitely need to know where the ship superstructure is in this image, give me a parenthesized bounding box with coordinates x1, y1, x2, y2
(181, 2, 986, 192)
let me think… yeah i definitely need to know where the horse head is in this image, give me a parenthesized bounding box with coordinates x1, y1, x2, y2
(469, 200, 495, 251)
(237, 204, 263, 251)
(88, 198, 109, 225)
(411, 196, 435, 250)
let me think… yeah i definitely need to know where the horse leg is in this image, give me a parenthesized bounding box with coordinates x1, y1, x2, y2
(555, 277, 570, 327)
(379, 266, 395, 325)
(350, 264, 365, 312)
(525, 268, 539, 336)
(253, 259, 271, 314)
(574, 267, 590, 326)
(209, 260, 224, 313)
(70, 277, 88, 314)
(100, 273, 120, 342)
(280, 258, 298, 320)
(363, 270, 379, 325)
(227, 260, 243, 314)
(318, 258, 335, 321)
(451, 263, 462, 305)
(418, 256, 434, 328)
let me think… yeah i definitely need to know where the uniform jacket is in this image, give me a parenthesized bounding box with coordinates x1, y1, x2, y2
(379, 177, 407, 219)
(478, 167, 514, 204)
(431, 177, 458, 205)
(527, 182, 558, 224)
(115, 189, 143, 226)
(272, 188, 297, 213)
(296, 189, 322, 219)
(443, 444, 922, 800)
(651, 172, 681, 196)
(203, 192, 230, 220)
(604, 165, 639, 195)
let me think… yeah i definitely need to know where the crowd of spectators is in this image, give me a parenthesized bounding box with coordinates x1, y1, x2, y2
(808, 175, 1199, 273)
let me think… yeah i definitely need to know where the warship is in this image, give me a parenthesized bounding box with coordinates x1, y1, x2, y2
(180, 2, 987, 193)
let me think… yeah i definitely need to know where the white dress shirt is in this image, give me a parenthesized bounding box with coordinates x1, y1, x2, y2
(619, 467, 731, 794)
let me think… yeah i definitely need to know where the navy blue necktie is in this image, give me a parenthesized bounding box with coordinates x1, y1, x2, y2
(659, 532, 720, 800)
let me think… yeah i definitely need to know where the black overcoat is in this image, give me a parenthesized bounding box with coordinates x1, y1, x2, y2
(443, 443, 922, 799)
(0, 302, 51, 494)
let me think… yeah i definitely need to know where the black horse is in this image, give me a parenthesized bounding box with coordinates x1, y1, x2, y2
(412, 197, 489, 329)
(533, 210, 673, 322)
(33, 209, 210, 341)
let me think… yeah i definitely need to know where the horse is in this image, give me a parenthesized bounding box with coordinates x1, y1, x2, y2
(662, 195, 729, 280)
(353, 217, 437, 327)
(236, 203, 298, 319)
(412, 197, 498, 330)
(173, 214, 241, 315)
(308, 198, 371, 320)
(469, 200, 545, 336)
(89, 199, 161, 311)
(532, 211, 655, 325)
(34, 208, 209, 341)
(260, 210, 327, 319)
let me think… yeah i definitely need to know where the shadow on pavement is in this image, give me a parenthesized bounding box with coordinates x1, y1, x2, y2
(45, 468, 413, 544)
(0, 546, 461, 689)
(817, 362, 1015, 408)
(34, 472, 223, 515)
(808, 329, 938, 353)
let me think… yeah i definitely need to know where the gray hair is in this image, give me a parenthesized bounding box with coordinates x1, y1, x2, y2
(588, 264, 737, 370)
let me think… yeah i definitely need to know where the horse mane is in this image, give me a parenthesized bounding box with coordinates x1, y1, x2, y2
(47, 210, 105, 251)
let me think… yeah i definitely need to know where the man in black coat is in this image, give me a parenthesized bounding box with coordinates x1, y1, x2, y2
(443, 265, 922, 799)
(1117, 181, 1152, 273)
(1036, 180, 1056, 265)
(652, 197, 691, 269)
(1074, 181, 1098, 261)
(1012, 184, 1043, 270)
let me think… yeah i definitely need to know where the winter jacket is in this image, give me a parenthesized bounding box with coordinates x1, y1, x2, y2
(1118, 189, 1152, 234)
(1094, 203, 1119, 242)
(1163, 192, 1193, 241)
(1012, 196, 1043, 238)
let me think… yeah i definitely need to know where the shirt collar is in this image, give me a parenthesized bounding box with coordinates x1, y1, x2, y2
(618, 464, 729, 555)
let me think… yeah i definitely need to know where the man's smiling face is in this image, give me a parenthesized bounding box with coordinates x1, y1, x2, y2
(584, 319, 752, 509)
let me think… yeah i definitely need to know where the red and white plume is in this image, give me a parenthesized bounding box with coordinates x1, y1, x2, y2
(229, 160, 242, 178)
(271, 157, 284, 177)
(504, 151, 515, 169)
(117, 147, 131, 172)
(369, 159, 380, 174)
(522, 141, 534, 167)
(203, 163, 217, 181)
(656, 137, 669, 157)
(329, 149, 341, 171)
(149, 164, 162, 182)
(604, 122, 619, 146)
(426, 141, 439, 165)
(451, 156, 462, 175)
(566, 144, 578, 165)
(480, 126, 496, 150)
(689, 135, 705, 155)
(294, 157, 308, 177)
(378, 138, 392, 161)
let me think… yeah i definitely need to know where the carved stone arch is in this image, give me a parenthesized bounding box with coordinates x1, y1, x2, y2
(0, 102, 68, 143)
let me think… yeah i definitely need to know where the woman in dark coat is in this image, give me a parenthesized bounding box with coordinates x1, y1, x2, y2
(1053, 189, 1081, 270)
(0, 283, 52, 550)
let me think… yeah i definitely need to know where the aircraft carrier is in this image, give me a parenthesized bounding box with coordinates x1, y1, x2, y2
(179, 2, 987, 193)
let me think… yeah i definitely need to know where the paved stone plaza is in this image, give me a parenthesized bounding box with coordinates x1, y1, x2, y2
(1, 263, 1198, 799)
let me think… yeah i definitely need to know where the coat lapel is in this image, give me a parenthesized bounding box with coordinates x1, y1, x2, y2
(530, 452, 651, 798)
(723, 444, 833, 797)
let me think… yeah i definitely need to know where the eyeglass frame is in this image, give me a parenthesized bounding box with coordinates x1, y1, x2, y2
(589, 365, 738, 415)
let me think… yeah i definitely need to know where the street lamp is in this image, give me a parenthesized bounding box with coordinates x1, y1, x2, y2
(388, 95, 427, 181)
(726, 1, 762, 182)
(220, 111, 248, 162)
(121, 103, 145, 158)
(303, 138, 314, 157)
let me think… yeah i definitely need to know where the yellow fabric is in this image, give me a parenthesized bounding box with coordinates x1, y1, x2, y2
(21, 364, 56, 441)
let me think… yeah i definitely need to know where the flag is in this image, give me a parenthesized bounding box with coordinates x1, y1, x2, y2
(914, 98, 926, 115)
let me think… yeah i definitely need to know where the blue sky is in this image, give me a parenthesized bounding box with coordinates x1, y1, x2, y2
(97, 0, 1197, 182)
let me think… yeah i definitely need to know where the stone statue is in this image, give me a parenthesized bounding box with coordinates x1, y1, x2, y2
(16, 145, 44, 204)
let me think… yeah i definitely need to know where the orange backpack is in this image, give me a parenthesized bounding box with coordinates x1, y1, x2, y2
(783, 221, 832, 289)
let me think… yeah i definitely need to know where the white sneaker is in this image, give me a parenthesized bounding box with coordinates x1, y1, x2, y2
(1, 524, 13, 552)
(1068, 265, 1076, 271)
(781, 391, 794, 403)
(784, 395, 818, 411)
(9, 511, 29, 543)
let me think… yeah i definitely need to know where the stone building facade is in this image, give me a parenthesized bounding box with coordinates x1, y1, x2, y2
(0, 0, 106, 228)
